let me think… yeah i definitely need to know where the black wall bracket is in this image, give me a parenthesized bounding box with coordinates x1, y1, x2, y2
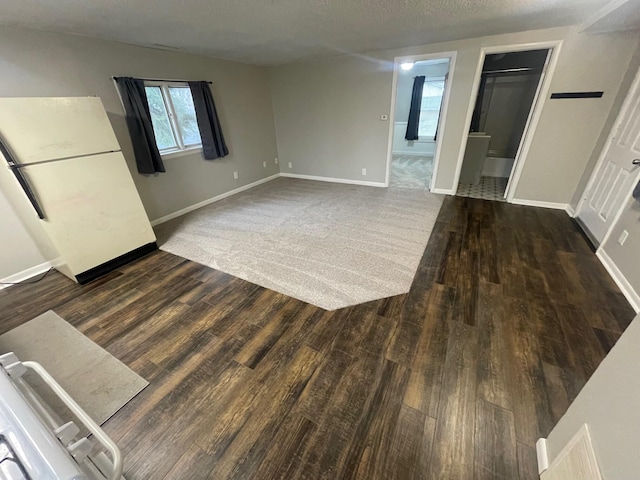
(550, 92, 604, 99)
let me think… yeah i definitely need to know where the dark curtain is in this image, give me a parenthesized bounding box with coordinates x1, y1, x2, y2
(115, 77, 165, 174)
(188, 81, 229, 160)
(405, 75, 425, 141)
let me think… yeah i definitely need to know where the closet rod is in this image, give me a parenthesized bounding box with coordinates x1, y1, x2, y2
(482, 67, 535, 75)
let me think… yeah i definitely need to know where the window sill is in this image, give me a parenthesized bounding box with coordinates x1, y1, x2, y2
(160, 146, 202, 160)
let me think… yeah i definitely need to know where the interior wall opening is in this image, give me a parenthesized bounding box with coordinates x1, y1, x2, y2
(389, 57, 451, 190)
(457, 48, 550, 201)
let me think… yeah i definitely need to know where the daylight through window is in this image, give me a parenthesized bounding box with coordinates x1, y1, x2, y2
(144, 82, 202, 154)
(418, 79, 445, 139)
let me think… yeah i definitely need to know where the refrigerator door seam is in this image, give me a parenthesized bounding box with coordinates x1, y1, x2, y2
(10, 149, 123, 167)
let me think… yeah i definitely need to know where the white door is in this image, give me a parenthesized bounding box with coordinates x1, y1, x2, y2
(577, 67, 640, 244)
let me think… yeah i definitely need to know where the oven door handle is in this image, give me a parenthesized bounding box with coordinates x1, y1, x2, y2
(22, 361, 123, 480)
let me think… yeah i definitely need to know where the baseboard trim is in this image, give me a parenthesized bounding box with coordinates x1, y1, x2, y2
(431, 187, 456, 195)
(511, 198, 569, 210)
(565, 204, 576, 217)
(0, 261, 53, 290)
(150, 174, 281, 226)
(596, 248, 640, 313)
(280, 173, 386, 187)
(536, 438, 549, 474)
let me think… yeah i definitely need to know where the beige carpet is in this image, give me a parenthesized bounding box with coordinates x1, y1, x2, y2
(390, 154, 434, 189)
(155, 177, 443, 310)
(0, 310, 148, 425)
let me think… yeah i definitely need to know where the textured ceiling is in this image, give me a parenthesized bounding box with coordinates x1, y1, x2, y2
(0, 0, 609, 65)
(584, 0, 640, 34)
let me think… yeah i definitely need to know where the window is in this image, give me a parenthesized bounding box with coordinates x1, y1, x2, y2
(418, 79, 445, 139)
(144, 82, 201, 155)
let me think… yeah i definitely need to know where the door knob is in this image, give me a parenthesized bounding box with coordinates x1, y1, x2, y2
(633, 159, 640, 165)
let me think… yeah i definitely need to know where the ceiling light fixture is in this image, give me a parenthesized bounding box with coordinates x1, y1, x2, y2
(400, 62, 415, 71)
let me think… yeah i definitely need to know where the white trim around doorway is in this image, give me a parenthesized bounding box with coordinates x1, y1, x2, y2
(450, 40, 563, 202)
(384, 51, 457, 190)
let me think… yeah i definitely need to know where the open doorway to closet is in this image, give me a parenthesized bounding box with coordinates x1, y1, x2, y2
(388, 55, 453, 190)
(457, 49, 550, 201)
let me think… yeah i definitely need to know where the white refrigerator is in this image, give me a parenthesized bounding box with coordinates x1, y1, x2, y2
(0, 97, 156, 284)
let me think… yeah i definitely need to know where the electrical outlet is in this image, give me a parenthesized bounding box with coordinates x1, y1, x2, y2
(233, 171, 238, 180)
(263, 161, 267, 168)
(275, 157, 279, 165)
(362, 168, 367, 176)
(288, 162, 292, 169)
(380, 114, 388, 121)
(618, 230, 629, 246)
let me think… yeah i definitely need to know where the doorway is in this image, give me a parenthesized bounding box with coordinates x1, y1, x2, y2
(457, 49, 551, 201)
(386, 53, 455, 190)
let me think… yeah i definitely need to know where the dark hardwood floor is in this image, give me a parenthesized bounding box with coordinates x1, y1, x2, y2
(0, 196, 635, 479)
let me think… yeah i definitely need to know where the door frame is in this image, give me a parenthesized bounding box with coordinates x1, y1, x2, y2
(575, 65, 640, 248)
(451, 40, 563, 201)
(384, 51, 457, 189)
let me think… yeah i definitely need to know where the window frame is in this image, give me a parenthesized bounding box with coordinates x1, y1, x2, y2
(144, 81, 202, 157)
(417, 76, 446, 142)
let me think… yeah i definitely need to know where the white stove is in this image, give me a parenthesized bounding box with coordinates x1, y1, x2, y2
(0, 353, 123, 480)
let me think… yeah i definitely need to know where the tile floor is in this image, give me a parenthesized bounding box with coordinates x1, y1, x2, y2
(457, 176, 508, 202)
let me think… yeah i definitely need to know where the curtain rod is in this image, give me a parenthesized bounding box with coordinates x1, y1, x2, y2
(112, 76, 212, 84)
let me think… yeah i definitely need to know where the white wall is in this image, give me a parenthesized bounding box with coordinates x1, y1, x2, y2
(544, 312, 640, 479)
(269, 27, 639, 197)
(0, 188, 47, 281)
(0, 25, 279, 279)
(514, 30, 639, 204)
(269, 53, 392, 183)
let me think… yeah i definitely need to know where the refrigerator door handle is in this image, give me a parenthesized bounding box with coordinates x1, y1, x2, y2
(0, 137, 46, 219)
